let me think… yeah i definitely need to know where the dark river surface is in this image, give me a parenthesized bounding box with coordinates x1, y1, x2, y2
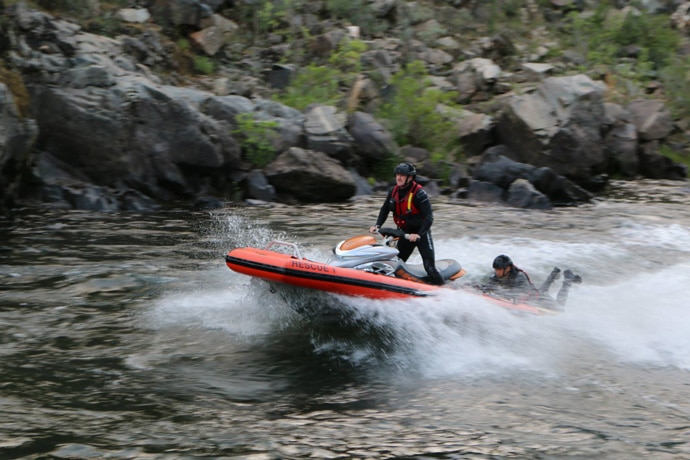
(1, 179, 690, 459)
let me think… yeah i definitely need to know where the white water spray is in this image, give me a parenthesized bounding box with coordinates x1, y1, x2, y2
(151, 206, 690, 377)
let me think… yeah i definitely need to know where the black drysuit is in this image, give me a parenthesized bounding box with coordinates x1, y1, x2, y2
(374, 181, 444, 285)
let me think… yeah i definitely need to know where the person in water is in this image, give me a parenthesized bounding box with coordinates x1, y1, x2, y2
(369, 162, 444, 285)
(480, 254, 582, 309)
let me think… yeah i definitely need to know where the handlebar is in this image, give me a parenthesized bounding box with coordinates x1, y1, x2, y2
(373, 227, 410, 241)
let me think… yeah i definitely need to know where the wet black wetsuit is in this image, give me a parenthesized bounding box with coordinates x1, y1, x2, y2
(482, 267, 540, 304)
(374, 180, 444, 285)
(483, 266, 575, 309)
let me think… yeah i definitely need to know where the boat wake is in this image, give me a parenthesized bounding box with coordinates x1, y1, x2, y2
(148, 211, 690, 380)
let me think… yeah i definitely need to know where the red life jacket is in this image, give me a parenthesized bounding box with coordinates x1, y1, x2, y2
(392, 182, 422, 229)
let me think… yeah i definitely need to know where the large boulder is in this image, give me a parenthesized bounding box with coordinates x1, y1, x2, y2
(3, 1, 686, 212)
(189, 14, 239, 56)
(638, 141, 688, 180)
(149, 0, 215, 29)
(451, 58, 503, 103)
(471, 147, 593, 207)
(506, 178, 552, 210)
(347, 111, 398, 161)
(0, 83, 38, 208)
(625, 99, 674, 141)
(495, 74, 687, 183)
(264, 147, 356, 202)
(30, 81, 242, 201)
(304, 105, 355, 164)
(495, 75, 609, 183)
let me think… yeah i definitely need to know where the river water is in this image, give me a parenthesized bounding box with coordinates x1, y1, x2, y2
(1, 179, 690, 459)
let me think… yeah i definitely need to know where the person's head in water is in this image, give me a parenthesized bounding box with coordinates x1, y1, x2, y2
(394, 163, 416, 188)
(492, 254, 513, 279)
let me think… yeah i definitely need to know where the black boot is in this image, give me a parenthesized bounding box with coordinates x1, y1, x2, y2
(548, 267, 561, 281)
(564, 269, 582, 284)
(539, 267, 561, 293)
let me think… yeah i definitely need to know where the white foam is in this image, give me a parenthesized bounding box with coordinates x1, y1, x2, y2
(148, 213, 690, 376)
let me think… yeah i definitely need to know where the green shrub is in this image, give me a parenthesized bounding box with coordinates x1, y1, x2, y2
(375, 61, 460, 158)
(614, 9, 678, 71)
(660, 56, 690, 119)
(659, 145, 690, 177)
(325, 0, 388, 33)
(256, 0, 287, 34)
(371, 152, 404, 182)
(417, 22, 447, 47)
(328, 39, 366, 74)
(34, 0, 128, 19)
(193, 56, 214, 75)
(233, 113, 280, 168)
(272, 39, 368, 111)
(272, 64, 342, 111)
(327, 0, 367, 24)
(568, 4, 678, 73)
(233, 0, 294, 37)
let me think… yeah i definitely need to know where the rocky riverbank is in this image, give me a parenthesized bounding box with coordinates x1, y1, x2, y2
(0, 0, 688, 212)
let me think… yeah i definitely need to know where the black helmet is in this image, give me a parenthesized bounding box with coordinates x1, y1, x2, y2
(492, 254, 513, 269)
(394, 162, 416, 176)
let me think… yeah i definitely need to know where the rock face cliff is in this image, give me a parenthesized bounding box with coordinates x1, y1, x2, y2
(0, 1, 687, 212)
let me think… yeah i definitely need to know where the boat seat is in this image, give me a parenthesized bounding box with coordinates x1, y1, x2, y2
(339, 235, 378, 251)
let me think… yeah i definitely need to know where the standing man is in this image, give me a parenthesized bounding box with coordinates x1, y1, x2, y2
(369, 163, 444, 285)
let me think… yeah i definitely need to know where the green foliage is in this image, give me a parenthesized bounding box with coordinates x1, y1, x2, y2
(371, 153, 403, 182)
(614, 10, 678, 70)
(375, 61, 460, 158)
(273, 39, 367, 111)
(406, 2, 435, 25)
(325, 0, 387, 33)
(328, 39, 366, 74)
(417, 22, 447, 47)
(564, 3, 682, 104)
(660, 56, 690, 119)
(26, 0, 137, 36)
(568, 4, 679, 73)
(256, 0, 284, 34)
(327, 0, 367, 24)
(486, 0, 533, 34)
(34, 0, 128, 19)
(328, 39, 367, 88)
(272, 64, 341, 111)
(659, 145, 690, 176)
(193, 56, 214, 75)
(236, 0, 294, 37)
(233, 113, 280, 169)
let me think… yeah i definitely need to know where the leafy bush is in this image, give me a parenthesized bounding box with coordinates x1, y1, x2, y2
(325, 0, 388, 34)
(568, 4, 679, 73)
(272, 64, 341, 111)
(327, 0, 367, 24)
(273, 40, 367, 111)
(328, 39, 366, 75)
(34, 0, 128, 19)
(375, 61, 460, 157)
(193, 56, 214, 75)
(256, 0, 288, 35)
(233, 0, 294, 37)
(233, 113, 280, 168)
(659, 145, 690, 177)
(614, 9, 678, 71)
(660, 56, 690, 119)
